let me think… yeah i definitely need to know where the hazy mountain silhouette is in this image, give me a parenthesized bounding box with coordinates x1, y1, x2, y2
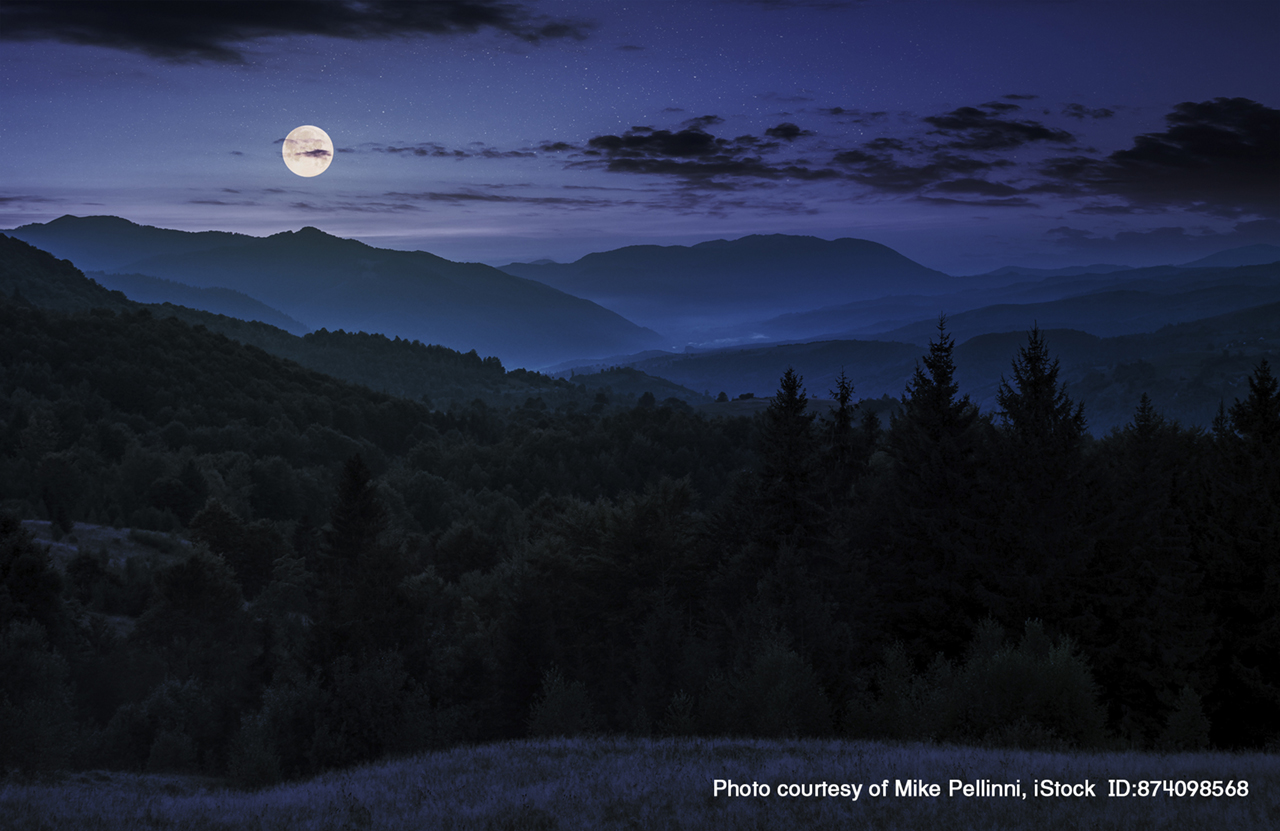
(6, 215, 255, 271)
(5, 216, 665, 368)
(499, 234, 963, 338)
(1180, 243, 1280, 269)
(87, 271, 311, 335)
(971, 263, 1134, 279)
(0, 233, 601, 408)
(0, 233, 132, 312)
(557, 290, 1280, 434)
(700, 261, 1280, 346)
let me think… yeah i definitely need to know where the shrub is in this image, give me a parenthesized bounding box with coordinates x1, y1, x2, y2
(1160, 686, 1211, 751)
(527, 668, 601, 737)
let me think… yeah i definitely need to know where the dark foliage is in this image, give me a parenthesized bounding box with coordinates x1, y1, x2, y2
(1, 245, 1278, 778)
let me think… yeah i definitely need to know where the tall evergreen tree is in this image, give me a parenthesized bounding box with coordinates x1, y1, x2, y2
(754, 367, 822, 545)
(822, 368, 858, 498)
(315, 455, 410, 662)
(873, 316, 986, 656)
(1228, 358, 1279, 448)
(1193, 359, 1280, 745)
(1085, 396, 1210, 745)
(996, 324, 1086, 456)
(985, 325, 1094, 635)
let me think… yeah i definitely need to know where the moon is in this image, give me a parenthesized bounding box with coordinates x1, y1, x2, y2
(282, 125, 333, 177)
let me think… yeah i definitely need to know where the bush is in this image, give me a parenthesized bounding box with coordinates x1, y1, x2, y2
(1160, 686, 1210, 751)
(226, 714, 282, 789)
(951, 620, 1107, 749)
(0, 621, 78, 771)
(527, 668, 601, 737)
(848, 620, 1108, 750)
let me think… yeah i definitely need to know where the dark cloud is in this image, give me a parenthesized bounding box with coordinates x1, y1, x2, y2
(864, 137, 908, 152)
(229, 151, 244, 156)
(578, 124, 839, 186)
(299, 148, 332, 159)
(1062, 103, 1115, 120)
(539, 141, 578, 153)
(684, 115, 725, 130)
(732, 0, 862, 8)
(0, 194, 56, 206)
(816, 107, 889, 123)
(362, 142, 533, 160)
(385, 190, 615, 209)
(1004, 93, 1038, 101)
(980, 101, 1022, 113)
(0, 1, 589, 63)
(1041, 97, 1280, 218)
(923, 106, 1076, 151)
(189, 198, 259, 206)
(616, 44, 644, 51)
(764, 122, 815, 141)
(919, 195, 1037, 209)
(931, 178, 1022, 197)
(1070, 203, 1160, 216)
(833, 148, 1012, 194)
(289, 199, 421, 214)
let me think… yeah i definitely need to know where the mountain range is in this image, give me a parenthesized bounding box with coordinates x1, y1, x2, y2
(498, 234, 968, 339)
(5, 214, 1279, 434)
(4, 216, 665, 368)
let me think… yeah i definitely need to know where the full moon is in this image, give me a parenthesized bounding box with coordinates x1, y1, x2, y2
(282, 125, 333, 177)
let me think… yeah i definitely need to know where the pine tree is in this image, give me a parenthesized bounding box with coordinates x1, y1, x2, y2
(986, 326, 1094, 637)
(874, 316, 986, 657)
(893, 315, 974, 445)
(1228, 359, 1279, 447)
(316, 455, 407, 661)
(754, 367, 821, 544)
(823, 368, 857, 495)
(995, 324, 1085, 455)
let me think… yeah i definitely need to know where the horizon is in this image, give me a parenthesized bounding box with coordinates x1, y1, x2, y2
(8, 212, 1277, 278)
(2, 1, 1278, 275)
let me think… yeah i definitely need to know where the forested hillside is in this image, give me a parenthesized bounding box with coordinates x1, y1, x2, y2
(2, 239, 1278, 786)
(0, 233, 590, 409)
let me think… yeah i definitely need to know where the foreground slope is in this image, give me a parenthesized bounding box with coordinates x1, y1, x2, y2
(3, 737, 1276, 831)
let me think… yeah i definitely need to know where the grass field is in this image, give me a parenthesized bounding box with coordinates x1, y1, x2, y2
(2, 736, 1276, 830)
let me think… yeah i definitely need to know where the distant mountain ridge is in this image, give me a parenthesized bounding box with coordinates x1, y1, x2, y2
(87, 271, 311, 336)
(499, 233, 962, 338)
(1181, 243, 1280, 269)
(5, 216, 666, 369)
(7, 214, 256, 272)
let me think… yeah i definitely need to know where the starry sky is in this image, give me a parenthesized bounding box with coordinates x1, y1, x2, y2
(2, 0, 1278, 274)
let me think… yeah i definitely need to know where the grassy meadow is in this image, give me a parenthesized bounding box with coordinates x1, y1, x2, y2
(2, 737, 1276, 830)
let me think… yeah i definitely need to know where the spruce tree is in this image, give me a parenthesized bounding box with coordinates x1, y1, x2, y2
(823, 368, 857, 495)
(1228, 358, 1279, 447)
(875, 316, 985, 657)
(316, 455, 407, 661)
(986, 326, 1094, 637)
(995, 324, 1086, 455)
(754, 367, 821, 545)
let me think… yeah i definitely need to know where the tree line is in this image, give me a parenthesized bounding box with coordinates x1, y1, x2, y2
(2, 296, 1278, 784)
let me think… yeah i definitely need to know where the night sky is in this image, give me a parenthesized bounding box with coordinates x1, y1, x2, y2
(2, 0, 1277, 274)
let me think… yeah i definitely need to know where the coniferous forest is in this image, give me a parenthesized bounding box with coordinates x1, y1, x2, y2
(2, 238, 1279, 788)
